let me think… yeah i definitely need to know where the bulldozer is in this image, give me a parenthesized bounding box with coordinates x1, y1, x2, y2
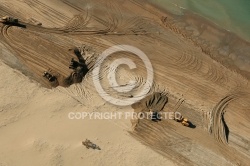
(0, 16, 18, 24)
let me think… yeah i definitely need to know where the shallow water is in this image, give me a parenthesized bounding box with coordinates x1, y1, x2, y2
(150, 0, 250, 42)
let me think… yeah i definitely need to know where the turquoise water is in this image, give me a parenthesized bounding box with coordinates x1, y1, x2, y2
(150, 0, 250, 42)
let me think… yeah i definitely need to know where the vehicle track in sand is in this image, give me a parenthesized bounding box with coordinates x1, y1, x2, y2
(174, 50, 203, 73)
(208, 92, 249, 144)
(130, 93, 250, 166)
(105, 0, 121, 33)
(60, 0, 111, 28)
(23, 21, 109, 35)
(63, 12, 91, 31)
(152, 32, 245, 96)
(61, 0, 158, 35)
(1, 1, 250, 165)
(0, 5, 15, 18)
(0, 24, 72, 87)
(130, 119, 197, 166)
(24, 0, 70, 25)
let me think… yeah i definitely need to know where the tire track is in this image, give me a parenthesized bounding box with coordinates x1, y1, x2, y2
(61, 0, 111, 30)
(105, 1, 120, 32)
(63, 12, 91, 31)
(17, 20, 109, 35)
(24, 0, 69, 24)
(130, 119, 194, 166)
(203, 64, 228, 85)
(174, 50, 202, 73)
(61, 0, 155, 35)
(0, 25, 72, 84)
(209, 92, 246, 144)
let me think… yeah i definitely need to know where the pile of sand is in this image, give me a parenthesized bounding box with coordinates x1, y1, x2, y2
(0, 60, 174, 165)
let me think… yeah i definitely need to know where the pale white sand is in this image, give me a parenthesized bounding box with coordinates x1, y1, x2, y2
(0, 59, 174, 166)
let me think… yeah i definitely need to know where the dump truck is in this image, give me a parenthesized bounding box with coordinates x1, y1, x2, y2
(0, 16, 18, 24)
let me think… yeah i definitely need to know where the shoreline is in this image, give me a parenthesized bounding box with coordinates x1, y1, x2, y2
(148, 0, 250, 42)
(142, 0, 250, 79)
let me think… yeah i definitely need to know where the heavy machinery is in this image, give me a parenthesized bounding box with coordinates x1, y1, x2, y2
(43, 71, 57, 82)
(0, 16, 18, 24)
(174, 113, 190, 127)
(82, 139, 101, 150)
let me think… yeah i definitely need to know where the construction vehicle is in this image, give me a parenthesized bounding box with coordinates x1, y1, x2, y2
(43, 71, 57, 82)
(175, 115, 189, 127)
(0, 16, 18, 24)
(173, 99, 190, 127)
(82, 139, 101, 150)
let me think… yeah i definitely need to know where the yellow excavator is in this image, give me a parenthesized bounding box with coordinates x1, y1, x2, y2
(174, 114, 189, 127)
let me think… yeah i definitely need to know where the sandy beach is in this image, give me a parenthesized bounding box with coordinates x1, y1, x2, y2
(0, 0, 249, 165)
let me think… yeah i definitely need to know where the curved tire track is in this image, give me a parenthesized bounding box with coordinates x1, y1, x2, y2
(209, 92, 246, 144)
(174, 50, 202, 73)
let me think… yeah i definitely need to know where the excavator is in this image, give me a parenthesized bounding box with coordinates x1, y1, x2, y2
(0, 16, 19, 24)
(173, 99, 190, 127)
(174, 114, 189, 127)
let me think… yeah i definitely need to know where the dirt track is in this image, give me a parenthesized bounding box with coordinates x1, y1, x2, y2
(0, 0, 250, 165)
